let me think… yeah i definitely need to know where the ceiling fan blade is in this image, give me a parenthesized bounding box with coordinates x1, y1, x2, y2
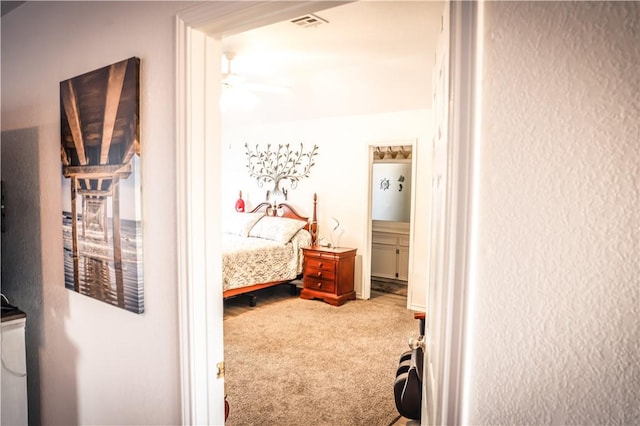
(222, 51, 291, 95)
(222, 73, 245, 87)
(243, 82, 291, 95)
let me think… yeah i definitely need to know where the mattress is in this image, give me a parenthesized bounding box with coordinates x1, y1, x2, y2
(222, 229, 311, 292)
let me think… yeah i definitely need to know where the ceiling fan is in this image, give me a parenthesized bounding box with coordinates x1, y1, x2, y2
(221, 52, 291, 95)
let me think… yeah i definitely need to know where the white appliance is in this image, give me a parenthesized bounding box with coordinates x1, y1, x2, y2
(2, 309, 28, 425)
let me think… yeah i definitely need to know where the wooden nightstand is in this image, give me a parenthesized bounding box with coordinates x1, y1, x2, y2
(300, 246, 357, 306)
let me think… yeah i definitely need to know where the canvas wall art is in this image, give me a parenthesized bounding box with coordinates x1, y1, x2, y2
(60, 57, 144, 314)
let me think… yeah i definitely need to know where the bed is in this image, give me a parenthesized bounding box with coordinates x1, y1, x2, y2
(222, 194, 318, 306)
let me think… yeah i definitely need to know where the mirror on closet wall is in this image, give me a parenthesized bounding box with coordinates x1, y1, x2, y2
(372, 161, 412, 222)
(370, 144, 412, 300)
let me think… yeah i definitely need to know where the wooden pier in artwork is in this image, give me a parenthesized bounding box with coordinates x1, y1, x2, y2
(60, 57, 140, 309)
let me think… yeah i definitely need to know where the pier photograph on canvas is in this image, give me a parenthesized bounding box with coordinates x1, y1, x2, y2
(60, 57, 144, 314)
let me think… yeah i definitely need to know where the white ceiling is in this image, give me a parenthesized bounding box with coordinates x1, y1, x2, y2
(221, 1, 443, 124)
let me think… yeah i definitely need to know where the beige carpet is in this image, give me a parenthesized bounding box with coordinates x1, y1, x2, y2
(223, 297, 418, 425)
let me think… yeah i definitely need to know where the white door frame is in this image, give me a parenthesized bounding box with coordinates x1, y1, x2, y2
(175, 1, 480, 424)
(428, 1, 481, 425)
(363, 138, 419, 311)
(175, 13, 223, 425)
(175, 2, 348, 424)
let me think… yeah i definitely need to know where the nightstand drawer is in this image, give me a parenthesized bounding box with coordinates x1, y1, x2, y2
(304, 267, 335, 282)
(305, 257, 335, 272)
(303, 276, 336, 294)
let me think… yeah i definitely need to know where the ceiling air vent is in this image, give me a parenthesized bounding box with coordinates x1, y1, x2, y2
(291, 14, 328, 28)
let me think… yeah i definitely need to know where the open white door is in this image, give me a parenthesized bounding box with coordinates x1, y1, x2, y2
(424, 1, 451, 424)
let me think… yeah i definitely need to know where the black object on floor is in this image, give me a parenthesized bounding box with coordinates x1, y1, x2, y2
(393, 313, 424, 420)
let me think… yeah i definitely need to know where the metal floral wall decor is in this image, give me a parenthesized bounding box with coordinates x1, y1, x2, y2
(244, 142, 318, 202)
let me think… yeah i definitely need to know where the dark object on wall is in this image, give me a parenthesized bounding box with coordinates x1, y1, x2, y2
(59, 57, 144, 314)
(1, 181, 5, 233)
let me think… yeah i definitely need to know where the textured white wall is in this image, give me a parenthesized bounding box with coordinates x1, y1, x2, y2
(1, 2, 191, 424)
(465, 2, 639, 424)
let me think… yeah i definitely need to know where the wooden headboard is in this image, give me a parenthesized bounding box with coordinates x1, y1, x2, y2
(249, 193, 318, 245)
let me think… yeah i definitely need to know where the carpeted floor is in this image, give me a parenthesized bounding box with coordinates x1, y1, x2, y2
(223, 296, 418, 425)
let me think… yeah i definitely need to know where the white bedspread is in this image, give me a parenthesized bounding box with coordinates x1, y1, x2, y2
(222, 229, 311, 292)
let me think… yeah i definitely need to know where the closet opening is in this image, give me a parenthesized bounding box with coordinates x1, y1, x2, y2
(369, 143, 414, 306)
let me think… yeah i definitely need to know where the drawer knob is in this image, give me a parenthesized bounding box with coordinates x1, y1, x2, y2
(316, 282, 322, 288)
(318, 262, 323, 267)
(316, 271, 323, 277)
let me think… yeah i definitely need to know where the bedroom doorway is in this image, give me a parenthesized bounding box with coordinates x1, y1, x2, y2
(175, 1, 475, 425)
